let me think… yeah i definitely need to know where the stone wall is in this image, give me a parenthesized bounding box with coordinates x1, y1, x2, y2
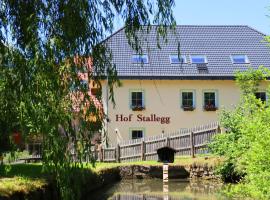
(119, 165, 189, 179)
(188, 163, 218, 179)
(118, 164, 218, 180)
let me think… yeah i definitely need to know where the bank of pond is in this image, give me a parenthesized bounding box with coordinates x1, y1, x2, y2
(0, 156, 230, 200)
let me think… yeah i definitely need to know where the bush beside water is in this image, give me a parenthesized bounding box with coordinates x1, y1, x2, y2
(210, 68, 270, 199)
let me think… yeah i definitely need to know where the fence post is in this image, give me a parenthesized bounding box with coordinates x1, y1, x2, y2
(190, 132, 195, 158)
(115, 147, 117, 162)
(33, 143, 36, 156)
(217, 125, 221, 133)
(116, 144, 120, 163)
(102, 148, 105, 162)
(99, 146, 103, 162)
(94, 145, 97, 160)
(166, 137, 170, 147)
(141, 140, 145, 161)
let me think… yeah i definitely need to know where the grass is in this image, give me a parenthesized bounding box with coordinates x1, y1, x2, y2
(89, 154, 222, 171)
(0, 155, 222, 176)
(0, 155, 222, 178)
(0, 177, 46, 197)
(0, 155, 222, 197)
(174, 154, 222, 167)
(0, 163, 44, 178)
(0, 163, 47, 197)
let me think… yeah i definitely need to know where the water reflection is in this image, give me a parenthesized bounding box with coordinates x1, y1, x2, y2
(89, 179, 228, 200)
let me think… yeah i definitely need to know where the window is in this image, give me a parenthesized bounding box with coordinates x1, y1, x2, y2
(191, 55, 207, 64)
(181, 91, 195, 111)
(130, 90, 145, 111)
(204, 91, 218, 111)
(231, 55, 249, 64)
(132, 55, 149, 64)
(255, 92, 266, 102)
(131, 130, 144, 139)
(170, 55, 186, 64)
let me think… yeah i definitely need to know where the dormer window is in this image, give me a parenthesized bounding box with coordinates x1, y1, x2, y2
(132, 55, 149, 64)
(231, 55, 249, 64)
(170, 55, 186, 64)
(191, 55, 207, 64)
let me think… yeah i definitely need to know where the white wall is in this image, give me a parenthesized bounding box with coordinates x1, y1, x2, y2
(102, 79, 268, 146)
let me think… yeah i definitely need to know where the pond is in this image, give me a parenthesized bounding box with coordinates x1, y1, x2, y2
(88, 179, 230, 200)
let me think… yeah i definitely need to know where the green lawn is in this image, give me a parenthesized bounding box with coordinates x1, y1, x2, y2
(0, 154, 222, 177)
(0, 177, 46, 197)
(0, 163, 44, 178)
(90, 154, 222, 171)
(0, 164, 46, 197)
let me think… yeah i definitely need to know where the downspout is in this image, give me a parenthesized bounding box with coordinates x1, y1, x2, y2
(105, 71, 109, 148)
(101, 64, 109, 148)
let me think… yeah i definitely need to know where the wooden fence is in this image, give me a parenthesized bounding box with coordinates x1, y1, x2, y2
(95, 122, 220, 163)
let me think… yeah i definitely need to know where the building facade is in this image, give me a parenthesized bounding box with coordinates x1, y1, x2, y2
(102, 25, 270, 146)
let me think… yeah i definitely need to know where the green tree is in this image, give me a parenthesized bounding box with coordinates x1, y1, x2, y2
(210, 67, 270, 199)
(0, 1, 176, 199)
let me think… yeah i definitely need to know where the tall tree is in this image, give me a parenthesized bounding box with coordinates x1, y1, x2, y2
(0, 1, 175, 199)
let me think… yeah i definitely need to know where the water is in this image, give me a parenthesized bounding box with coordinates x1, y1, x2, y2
(89, 179, 230, 200)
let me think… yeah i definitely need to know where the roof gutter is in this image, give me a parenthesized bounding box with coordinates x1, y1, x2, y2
(116, 76, 236, 80)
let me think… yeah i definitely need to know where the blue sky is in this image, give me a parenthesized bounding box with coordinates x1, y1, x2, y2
(173, 0, 270, 34)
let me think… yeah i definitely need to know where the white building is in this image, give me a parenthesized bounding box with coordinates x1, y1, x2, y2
(101, 25, 270, 146)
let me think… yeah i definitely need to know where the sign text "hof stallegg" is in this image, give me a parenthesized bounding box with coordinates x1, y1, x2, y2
(116, 114, 170, 124)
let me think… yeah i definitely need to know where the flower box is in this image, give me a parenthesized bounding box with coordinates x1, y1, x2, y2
(132, 106, 145, 111)
(204, 105, 217, 111)
(182, 106, 195, 111)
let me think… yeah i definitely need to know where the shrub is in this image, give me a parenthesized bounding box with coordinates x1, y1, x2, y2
(210, 67, 270, 198)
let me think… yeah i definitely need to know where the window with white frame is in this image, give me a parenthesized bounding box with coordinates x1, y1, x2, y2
(255, 92, 266, 103)
(203, 91, 218, 111)
(170, 55, 186, 64)
(181, 91, 195, 111)
(191, 55, 207, 64)
(131, 129, 144, 139)
(231, 55, 249, 64)
(130, 90, 145, 111)
(132, 55, 149, 64)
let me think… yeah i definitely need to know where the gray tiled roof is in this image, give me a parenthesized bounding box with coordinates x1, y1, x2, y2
(106, 25, 270, 79)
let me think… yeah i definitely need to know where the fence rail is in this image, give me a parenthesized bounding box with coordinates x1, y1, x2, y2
(93, 122, 221, 163)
